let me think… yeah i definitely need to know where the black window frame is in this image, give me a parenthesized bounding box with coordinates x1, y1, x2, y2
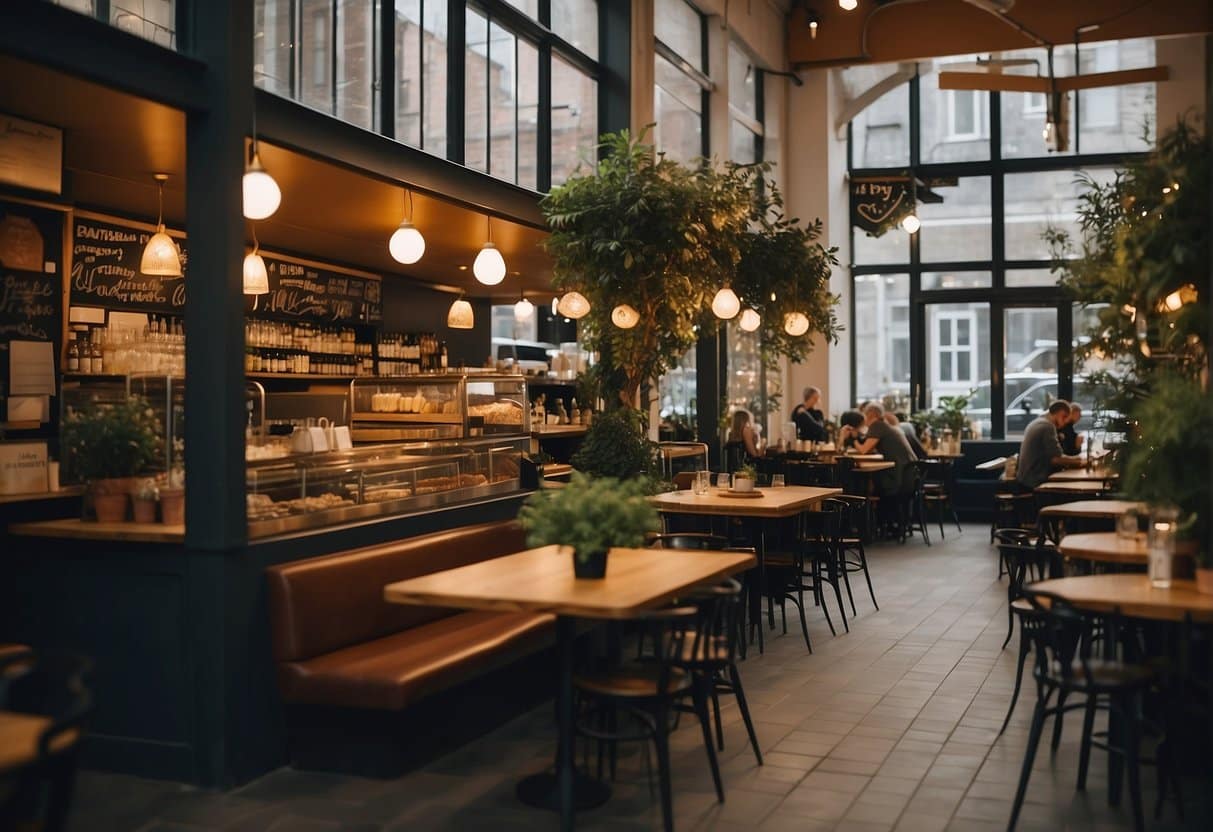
(653, 0, 710, 160)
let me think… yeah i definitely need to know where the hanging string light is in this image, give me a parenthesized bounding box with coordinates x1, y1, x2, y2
(514, 291, 535, 321)
(389, 188, 426, 264)
(739, 309, 761, 332)
(611, 304, 640, 329)
(473, 215, 507, 285)
(557, 291, 590, 319)
(140, 174, 183, 276)
(784, 312, 810, 336)
(711, 287, 741, 319)
(900, 212, 920, 234)
(242, 141, 282, 221)
(242, 223, 269, 295)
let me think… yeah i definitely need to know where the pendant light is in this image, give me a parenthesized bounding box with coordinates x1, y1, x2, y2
(514, 291, 535, 321)
(739, 309, 761, 332)
(838, 0, 858, 10)
(141, 174, 183, 277)
(447, 296, 475, 329)
(551, 297, 560, 315)
(242, 224, 269, 295)
(473, 216, 507, 285)
(611, 304, 639, 329)
(784, 312, 810, 337)
(711, 287, 741, 320)
(389, 188, 426, 264)
(242, 140, 282, 221)
(900, 212, 920, 234)
(557, 291, 590, 319)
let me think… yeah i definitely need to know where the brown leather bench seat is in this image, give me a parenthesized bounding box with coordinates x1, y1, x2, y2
(267, 520, 553, 712)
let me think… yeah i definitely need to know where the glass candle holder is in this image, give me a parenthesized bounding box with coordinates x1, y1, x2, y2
(1148, 505, 1179, 589)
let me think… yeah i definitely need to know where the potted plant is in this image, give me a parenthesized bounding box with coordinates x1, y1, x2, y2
(732, 464, 757, 493)
(60, 396, 162, 523)
(132, 478, 159, 524)
(160, 461, 185, 526)
(519, 473, 658, 579)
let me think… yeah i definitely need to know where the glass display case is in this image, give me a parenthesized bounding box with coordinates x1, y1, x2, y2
(349, 373, 529, 443)
(245, 435, 527, 537)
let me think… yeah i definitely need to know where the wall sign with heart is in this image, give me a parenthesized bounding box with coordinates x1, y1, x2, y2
(850, 176, 915, 238)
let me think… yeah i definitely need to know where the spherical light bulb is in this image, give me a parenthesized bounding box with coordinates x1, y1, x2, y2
(739, 309, 761, 332)
(551, 297, 560, 315)
(242, 152, 281, 220)
(447, 298, 474, 329)
(838, 0, 858, 10)
(1163, 290, 1183, 312)
(242, 252, 269, 295)
(140, 226, 182, 276)
(389, 222, 426, 264)
(514, 297, 534, 321)
(900, 213, 920, 234)
(711, 287, 741, 320)
(611, 304, 640, 329)
(473, 241, 507, 285)
(557, 291, 590, 319)
(784, 312, 810, 337)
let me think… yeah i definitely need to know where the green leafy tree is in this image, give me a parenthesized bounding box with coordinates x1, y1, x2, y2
(520, 472, 660, 561)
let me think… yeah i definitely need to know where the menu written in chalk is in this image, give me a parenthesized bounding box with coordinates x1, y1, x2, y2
(252, 254, 382, 325)
(0, 200, 62, 408)
(71, 215, 187, 314)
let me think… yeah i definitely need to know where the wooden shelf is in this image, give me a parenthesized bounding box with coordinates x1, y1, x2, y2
(246, 372, 356, 382)
(534, 424, 587, 437)
(352, 411, 464, 424)
(9, 518, 184, 544)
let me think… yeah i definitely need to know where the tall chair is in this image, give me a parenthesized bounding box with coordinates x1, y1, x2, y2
(993, 528, 1049, 736)
(920, 458, 963, 539)
(834, 494, 878, 614)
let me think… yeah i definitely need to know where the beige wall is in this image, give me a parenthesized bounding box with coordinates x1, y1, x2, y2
(1156, 34, 1208, 127)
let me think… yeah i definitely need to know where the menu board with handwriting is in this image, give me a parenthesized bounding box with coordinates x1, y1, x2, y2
(253, 255, 382, 324)
(71, 215, 187, 313)
(0, 199, 62, 403)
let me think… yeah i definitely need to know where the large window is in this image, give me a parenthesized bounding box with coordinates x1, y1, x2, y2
(845, 40, 1156, 438)
(51, 0, 176, 48)
(727, 40, 762, 164)
(394, 1, 448, 154)
(654, 0, 708, 162)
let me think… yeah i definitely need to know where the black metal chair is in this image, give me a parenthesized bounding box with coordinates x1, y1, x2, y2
(833, 494, 878, 614)
(920, 459, 962, 539)
(899, 464, 931, 546)
(0, 650, 92, 832)
(764, 500, 848, 649)
(994, 528, 1051, 737)
(1009, 589, 1155, 832)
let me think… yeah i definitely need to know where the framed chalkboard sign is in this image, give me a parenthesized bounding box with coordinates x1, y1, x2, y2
(0, 199, 63, 410)
(251, 253, 382, 325)
(71, 214, 187, 314)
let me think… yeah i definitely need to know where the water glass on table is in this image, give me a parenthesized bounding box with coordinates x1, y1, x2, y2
(716, 473, 732, 490)
(694, 470, 711, 495)
(770, 474, 785, 488)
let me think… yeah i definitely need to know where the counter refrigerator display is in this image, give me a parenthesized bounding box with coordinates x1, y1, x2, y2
(349, 373, 529, 442)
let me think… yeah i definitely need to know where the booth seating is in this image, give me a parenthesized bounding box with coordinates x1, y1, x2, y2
(266, 521, 554, 713)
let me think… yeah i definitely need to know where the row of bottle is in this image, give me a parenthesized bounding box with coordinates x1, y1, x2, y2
(245, 348, 370, 376)
(532, 394, 592, 426)
(245, 319, 369, 356)
(67, 317, 186, 376)
(378, 331, 440, 361)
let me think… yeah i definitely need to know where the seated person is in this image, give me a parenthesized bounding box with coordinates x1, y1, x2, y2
(1016, 400, 1086, 489)
(885, 411, 927, 459)
(850, 403, 917, 495)
(836, 410, 866, 449)
(724, 409, 762, 470)
(791, 386, 829, 442)
(1058, 402, 1084, 456)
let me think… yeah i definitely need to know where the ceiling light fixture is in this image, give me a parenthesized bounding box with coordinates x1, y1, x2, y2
(806, 10, 820, 39)
(838, 0, 857, 10)
(784, 312, 810, 337)
(611, 304, 640, 329)
(447, 296, 475, 329)
(242, 141, 281, 220)
(739, 309, 761, 332)
(473, 216, 507, 285)
(557, 291, 590, 320)
(242, 224, 269, 295)
(140, 173, 183, 276)
(711, 287, 741, 319)
(514, 292, 534, 321)
(389, 188, 426, 264)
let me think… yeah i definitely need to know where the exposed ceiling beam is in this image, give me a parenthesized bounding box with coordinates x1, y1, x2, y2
(834, 62, 919, 139)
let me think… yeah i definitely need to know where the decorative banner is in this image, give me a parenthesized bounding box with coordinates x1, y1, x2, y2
(71, 215, 187, 313)
(850, 176, 914, 237)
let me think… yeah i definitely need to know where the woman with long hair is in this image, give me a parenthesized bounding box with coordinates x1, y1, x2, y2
(724, 409, 762, 470)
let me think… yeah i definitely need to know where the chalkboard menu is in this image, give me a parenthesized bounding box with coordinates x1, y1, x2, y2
(0, 199, 62, 402)
(850, 176, 913, 237)
(71, 215, 187, 313)
(251, 254, 382, 324)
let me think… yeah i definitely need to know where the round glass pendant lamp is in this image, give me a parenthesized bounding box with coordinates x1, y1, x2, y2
(900, 212, 921, 234)
(557, 291, 590, 319)
(514, 294, 535, 321)
(838, 0, 858, 10)
(711, 287, 741, 320)
(389, 190, 425, 264)
(784, 312, 810, 337)
(141, 174, 183, 277)
(611, 304, 640, 329)
(243, 251, 269, 295)
(473, 216, 507, 285)
(242, 146, 282, 221)
(739, 309, 761, 332)
(447, 297, 474, 329)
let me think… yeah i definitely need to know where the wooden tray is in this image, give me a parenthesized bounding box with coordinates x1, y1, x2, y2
(717, 489, 765, 499)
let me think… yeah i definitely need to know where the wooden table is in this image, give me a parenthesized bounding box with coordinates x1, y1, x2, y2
(1048, 467, 1118, 483)
(927, 451, 965, 459)
(1028, 575, 1213, 623)
(1039, 500, 1144, 521)
(385, 546, 756, 831)
(1034, 480, 1112, 496)
(855, 461, 895, 473)
(0, 711, 77, 775)
(9, 518, 185, 544)
(650, 486, 840, 652)
(1059, 532, 1148, 566)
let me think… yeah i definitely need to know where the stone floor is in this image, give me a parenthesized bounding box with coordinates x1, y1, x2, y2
(70, 525, 1210, 831)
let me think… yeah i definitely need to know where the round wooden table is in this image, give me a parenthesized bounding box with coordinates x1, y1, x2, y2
(1035, 480, 1112, 496)
(1059, 532, 1147, 565)
(1038, 499, 1145, 520)
(1028, 574, 1213, 623)
(1047, 468, 1118, 483)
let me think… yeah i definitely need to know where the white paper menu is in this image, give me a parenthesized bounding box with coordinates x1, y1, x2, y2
(8, 340, 56, 396)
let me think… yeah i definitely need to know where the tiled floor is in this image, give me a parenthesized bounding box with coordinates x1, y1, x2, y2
(70, 526, 1210, 831)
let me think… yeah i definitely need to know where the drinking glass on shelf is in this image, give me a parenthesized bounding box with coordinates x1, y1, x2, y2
(716, 473, 731, 490)
(1116, 508, 1139, 540)
(770, 474, 786, 488)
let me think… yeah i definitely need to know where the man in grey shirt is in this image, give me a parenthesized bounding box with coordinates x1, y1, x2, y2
(1016, 400, 1086, 489)
(849, 403, 917, 493)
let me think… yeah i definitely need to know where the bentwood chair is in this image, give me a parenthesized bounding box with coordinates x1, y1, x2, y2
(994, 528, 1050, 737)
(920, 459, 963, 539)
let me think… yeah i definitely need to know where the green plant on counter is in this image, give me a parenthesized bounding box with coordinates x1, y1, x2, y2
(61, 395, 163, 482)
(571, 407, 660, 482)
(520, 472, 659, 561)
(734, 464, 757, 482)
(924, 390, 974, 437)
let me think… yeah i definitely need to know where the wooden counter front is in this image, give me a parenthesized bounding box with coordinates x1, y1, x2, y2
(9, 518, 184, 544)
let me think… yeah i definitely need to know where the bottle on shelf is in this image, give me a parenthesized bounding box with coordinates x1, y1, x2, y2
(67, 333, 80, 372)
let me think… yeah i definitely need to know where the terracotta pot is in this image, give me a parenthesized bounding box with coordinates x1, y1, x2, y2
(160, 488, 185, 525)
(93, 477, 137, 496)
(132, 498, 157, 524)
(1196, 568, 1213, 596)
(573, 548, 608, 579)
(93, 492, 128, 523)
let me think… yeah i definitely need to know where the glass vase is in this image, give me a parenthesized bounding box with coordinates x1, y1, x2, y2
(1147, 505, 1179, 589)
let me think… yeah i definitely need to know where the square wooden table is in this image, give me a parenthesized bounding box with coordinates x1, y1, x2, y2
(385, 546, 755, 831)
(1047, 467, 1118, 483)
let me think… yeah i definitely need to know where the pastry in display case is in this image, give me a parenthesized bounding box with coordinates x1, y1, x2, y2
(349, 373, 529, 443)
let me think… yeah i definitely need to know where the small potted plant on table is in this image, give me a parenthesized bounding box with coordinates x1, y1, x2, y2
(520, 472, 659, 579)
(732, 464, 757, 493)
(60, 396, 162, 523)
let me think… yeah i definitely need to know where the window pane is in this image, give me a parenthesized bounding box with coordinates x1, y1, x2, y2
(918, 177, 992, 263)
(728, 322, 777, 433)
(551, 0, 598, 60)
(551, 57, 598, 186)
(998, 45, 1076, 159)
(853, 230, 909, 266)
(658, 348, 697, 438)
(926, 302, 989, 412)
(655, 54, 703, 163)
(919, 57, 990, 163)
(1078, 39, 1155, 154)
(300, 0, 334, 114)
(517, 38, 539, 190)
(1004, 168, 1116, 261)
(111, 0, 175, 48)
(50, 0, 95, 13)
(854, 274, 911, 404)
(1003, 307, 1058, 437)
(728, 41, 757, 121)
(255, 0, 293, 96)
(655, 0, 702, 70)
(922, 270, 991, 290)
(851, 83, 910, 169)
(488, 22, 519, 183)
(394, 1, 447, 153)
(421, 2, 448, 153)
(501, 0, 539, 18)
(464, 7, 488, 172)
(1005, 268, 1057, 287)
(730, 120, 757, 164)
(335, 0, 375, 130)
